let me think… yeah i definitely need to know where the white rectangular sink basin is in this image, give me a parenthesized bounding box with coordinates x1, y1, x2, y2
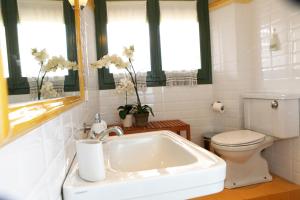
(63, 131, 226, 200)
(108, 133, 197, 172)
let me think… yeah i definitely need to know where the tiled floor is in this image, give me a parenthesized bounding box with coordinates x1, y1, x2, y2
(193, 176, 300, 200)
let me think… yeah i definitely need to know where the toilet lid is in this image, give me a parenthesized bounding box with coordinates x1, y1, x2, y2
(211, 130, 265, 146)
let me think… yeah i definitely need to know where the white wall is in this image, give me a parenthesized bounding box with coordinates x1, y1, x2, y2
(250, 0, 300, 184)
(252, 0, 300, 93)
(0, 6, 99, 200)
(99, 86, 214, 145)
(210, 0, 300, 185)
(210, 3, 253, 132)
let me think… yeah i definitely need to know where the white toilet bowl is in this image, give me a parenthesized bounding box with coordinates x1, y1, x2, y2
(213, 92, 300, 188)
(211, 130, 274, 189)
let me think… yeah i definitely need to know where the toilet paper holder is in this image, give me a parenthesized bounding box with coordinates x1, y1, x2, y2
(211, 101, 222, 106)
(211, 101, 225, 112)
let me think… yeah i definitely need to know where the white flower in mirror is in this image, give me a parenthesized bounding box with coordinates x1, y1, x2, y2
(31, 48, 77, 100)
(32, 48, 49, 63)
(40, 81, 58, 99)
(123, 45, 134, 59)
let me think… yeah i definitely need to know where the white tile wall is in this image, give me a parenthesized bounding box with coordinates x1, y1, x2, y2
(210, 3, 253, 132)
(0, 5, 100, 200)
(0, 110, 74, 200)
(99, 86, 214, 145)
(210, 0, 300, 185)
(250, 0, 300, 184)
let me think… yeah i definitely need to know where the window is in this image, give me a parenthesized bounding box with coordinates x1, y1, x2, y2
(17, 0, 68, 77)
(106, 1, 150, 73)
(95, 0, 212, 89)
(160, 1, 201, 72)
(2, 0, 78, 95)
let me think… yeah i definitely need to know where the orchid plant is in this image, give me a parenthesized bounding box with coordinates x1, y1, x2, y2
(31, 48, 77, 100)
(115, 78, 135, 119)
(91, 46, 154, 117)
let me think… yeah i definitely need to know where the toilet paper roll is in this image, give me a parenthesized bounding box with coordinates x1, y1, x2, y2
(76, 139, 105, 182)
(212, 102, 225, 113)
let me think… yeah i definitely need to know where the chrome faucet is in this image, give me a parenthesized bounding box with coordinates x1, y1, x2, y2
(96, 126, 124, 141)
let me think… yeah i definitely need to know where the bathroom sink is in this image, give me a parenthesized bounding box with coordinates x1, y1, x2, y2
(63, 131, 226, 200)
(107, 133, 197, 172)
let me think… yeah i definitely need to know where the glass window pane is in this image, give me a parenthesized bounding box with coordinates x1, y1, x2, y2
(106, 1, 151, 73)
(17, 0, 68, 77)
(160, 1, 201, 72)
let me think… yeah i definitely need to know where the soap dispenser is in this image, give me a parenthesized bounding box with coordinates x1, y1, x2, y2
(91, 113, 107, 135)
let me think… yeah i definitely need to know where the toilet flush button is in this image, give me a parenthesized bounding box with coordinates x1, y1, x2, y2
(271, 100, 278, 109)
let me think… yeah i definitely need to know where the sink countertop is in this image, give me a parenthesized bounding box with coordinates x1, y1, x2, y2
(63, 131, 226, 200)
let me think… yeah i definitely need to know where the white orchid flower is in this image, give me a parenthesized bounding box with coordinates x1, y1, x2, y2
(40, 81, 58, 99)
(123, 45, 134, 59)
(110, 54, 129, 69)
(32, 48, 49, 63)
(116, 78, 135, 94)
(91, 55, 111, 68)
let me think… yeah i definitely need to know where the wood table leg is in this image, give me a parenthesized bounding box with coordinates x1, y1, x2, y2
(186, 126, 191, 141)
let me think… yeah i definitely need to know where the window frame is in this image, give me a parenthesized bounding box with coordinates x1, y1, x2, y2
(63, 0, 79, 92)
(95, 0, 212, 90)
(2, 0, 29, 95)
(1, 0, 79, 95)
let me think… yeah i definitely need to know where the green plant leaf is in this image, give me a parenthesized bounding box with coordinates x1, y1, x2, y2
(124, 104, 133, 110)
(147, 106, 154, 116)
(118, 104, 135, 119)
(143, 105, 154, 116)
(119, 110, 127, 119)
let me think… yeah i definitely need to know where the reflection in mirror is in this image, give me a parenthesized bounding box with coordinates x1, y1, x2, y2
(0, 0, 79, 104)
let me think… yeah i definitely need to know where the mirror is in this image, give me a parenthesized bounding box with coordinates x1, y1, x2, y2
(0, 0, 84, 147)
(0, 0, 79, 104)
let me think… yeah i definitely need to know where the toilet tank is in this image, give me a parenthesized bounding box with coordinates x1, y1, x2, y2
(243, 93, 300, 139)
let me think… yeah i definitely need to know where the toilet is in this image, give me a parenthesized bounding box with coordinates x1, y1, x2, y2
(211, 93, 300, 189)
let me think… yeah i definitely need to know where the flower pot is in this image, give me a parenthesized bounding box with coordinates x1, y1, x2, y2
(122, 114, 133, 128)
(134, 112, 149, 127)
